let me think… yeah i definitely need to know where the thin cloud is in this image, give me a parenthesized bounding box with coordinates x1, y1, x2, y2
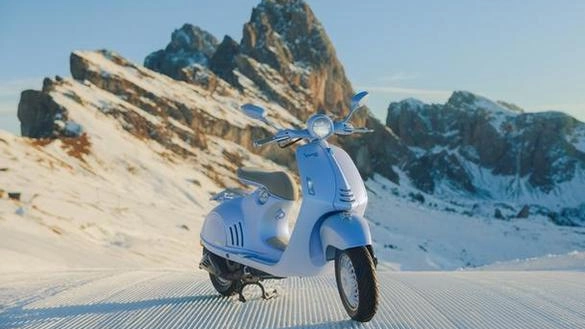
(0, 78, 42, 97)
(377, 72, 419, 82)
(359, 85, 452, 99)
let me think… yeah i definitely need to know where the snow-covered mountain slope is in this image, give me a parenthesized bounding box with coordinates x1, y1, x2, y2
(1, 270, 584, 329)
(3, 0, 584, 276)
(365, 175, 585, 270)
(387, 91, 585, 226)
(0, 66, 293, 271)
(2, 134, 584, 273)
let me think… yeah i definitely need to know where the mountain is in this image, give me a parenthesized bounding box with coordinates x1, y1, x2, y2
(143, 0, 406, 181)
(3, 0, 585, 273)
(139, 0, 585, 227)
(385, 92, 585, 226)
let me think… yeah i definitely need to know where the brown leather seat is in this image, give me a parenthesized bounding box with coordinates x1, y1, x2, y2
(237, 167, 298, 201)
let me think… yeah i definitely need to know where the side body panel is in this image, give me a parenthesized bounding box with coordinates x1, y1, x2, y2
(201, 141, 372, 277)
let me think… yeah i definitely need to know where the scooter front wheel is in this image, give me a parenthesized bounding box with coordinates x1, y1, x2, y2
(334, 247, 379, 322)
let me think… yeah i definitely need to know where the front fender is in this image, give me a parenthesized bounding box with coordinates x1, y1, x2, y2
(320, 213, 372, 260)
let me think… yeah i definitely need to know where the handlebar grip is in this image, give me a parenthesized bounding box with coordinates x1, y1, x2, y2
(253, 136, 276, 147)
(352, 127, 374, 133)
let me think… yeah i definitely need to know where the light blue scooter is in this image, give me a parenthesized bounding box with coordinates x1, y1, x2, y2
(199, 92, 378, 322)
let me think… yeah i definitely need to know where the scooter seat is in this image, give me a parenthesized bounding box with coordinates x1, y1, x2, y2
(237, 167, 298, 200)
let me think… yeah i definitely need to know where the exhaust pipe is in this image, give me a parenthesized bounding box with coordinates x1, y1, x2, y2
(199, 251, 221, 275)
(199, 250, 245, 280)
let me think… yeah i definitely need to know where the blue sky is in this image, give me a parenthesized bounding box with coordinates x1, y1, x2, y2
(1, 0, 584, 133)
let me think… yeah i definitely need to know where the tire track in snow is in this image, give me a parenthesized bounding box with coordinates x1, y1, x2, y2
(453, 272, 585, 328)
(0, 270, 583, 329)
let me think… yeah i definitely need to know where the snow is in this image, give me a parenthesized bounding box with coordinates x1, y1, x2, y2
(0, 270, 583, 328)
(567, 124, 585, 153)
(0, 73, 294, 272)
(74, 51, 301, 130)
(456, 152, 585, 209)
(365, 174, 585, 270)
(477, 251, 585, 271)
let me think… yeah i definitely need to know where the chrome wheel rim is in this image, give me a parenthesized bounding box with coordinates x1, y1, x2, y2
(339, 253, 359, 310)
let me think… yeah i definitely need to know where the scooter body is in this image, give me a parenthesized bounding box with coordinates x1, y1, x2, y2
(200, 141, 371, 277)
(199, 91, 378, 322)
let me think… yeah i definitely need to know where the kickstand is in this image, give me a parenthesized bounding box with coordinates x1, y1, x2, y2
(237, 281, 277, 302)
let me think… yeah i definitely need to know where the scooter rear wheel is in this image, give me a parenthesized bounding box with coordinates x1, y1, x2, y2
(334, 246, 379, 322)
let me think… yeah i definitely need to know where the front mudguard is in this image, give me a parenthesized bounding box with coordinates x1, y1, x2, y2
(320, 213, 372, 261)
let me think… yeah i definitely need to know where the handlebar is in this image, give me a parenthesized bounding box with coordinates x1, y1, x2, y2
(252, 123, 372, 147)
(253, 136, 279, 147)
(349, 127, 374, 134)
(245, 90, 373, 148)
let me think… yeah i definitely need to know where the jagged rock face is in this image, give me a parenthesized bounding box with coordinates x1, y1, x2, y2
(143, 0, 354, 122)
(18, 89, 61, 138)
(209, 36, 241, 89)
(386, 91, 585, 196)
(140, 0, 396, 179)
(72, 50, 302, 168)
(18, 78, 83, 138)
(240, 0, 353, 117)
(145, 24, 218, 80)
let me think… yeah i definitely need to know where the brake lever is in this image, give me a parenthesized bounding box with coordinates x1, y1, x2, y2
(253, 135, 292, 147)
(279, 138, 302, 148)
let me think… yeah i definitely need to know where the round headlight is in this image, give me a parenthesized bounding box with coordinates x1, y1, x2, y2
(308, 114, 333, 139)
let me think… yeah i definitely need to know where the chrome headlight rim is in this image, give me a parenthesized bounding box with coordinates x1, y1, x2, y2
(307, 114, 334, 140)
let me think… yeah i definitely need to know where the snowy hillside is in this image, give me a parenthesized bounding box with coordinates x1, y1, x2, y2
(3, 0, 585, 274)
(365, 175, 585, 270)
(2, 126, 584, 272)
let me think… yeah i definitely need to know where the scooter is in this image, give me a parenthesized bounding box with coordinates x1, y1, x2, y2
(199, 91, 378, 322)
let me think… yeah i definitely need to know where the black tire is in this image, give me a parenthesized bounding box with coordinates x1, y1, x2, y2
(334, 246, 379, 322)
(209, 273, 238, 296)
(205, 250, 239, 296)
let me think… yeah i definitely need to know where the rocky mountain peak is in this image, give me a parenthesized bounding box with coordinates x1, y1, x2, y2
(446, 90, 478, 106)
(144, 24, 218, 79)
(239, 0, 352, 115)
(242, 0, 331, 69)
(385, 93, 585, 224)
(446, 90, 516, 117)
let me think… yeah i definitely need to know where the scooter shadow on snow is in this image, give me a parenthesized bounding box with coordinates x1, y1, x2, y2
(0, 294, 218, 328)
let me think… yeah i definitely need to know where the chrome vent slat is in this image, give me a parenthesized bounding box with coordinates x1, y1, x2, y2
(338, 187, 355, 204)
(229, 222, 244, 247)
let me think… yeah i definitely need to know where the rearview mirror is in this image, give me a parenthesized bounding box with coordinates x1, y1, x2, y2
(350, 91, 369, 111)
(344, 91, 369, 122)
(241, 103, 281, 130)
(241, 104, 267, 121)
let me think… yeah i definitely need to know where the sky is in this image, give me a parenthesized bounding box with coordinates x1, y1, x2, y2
(1, 0, 584, 134)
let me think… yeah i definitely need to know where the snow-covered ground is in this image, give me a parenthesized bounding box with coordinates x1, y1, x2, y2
(365, 175, 585, 271)
(1, 269, 583, 329)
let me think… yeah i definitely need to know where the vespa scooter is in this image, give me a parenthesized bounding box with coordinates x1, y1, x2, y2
(199, 91, 378, 322)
